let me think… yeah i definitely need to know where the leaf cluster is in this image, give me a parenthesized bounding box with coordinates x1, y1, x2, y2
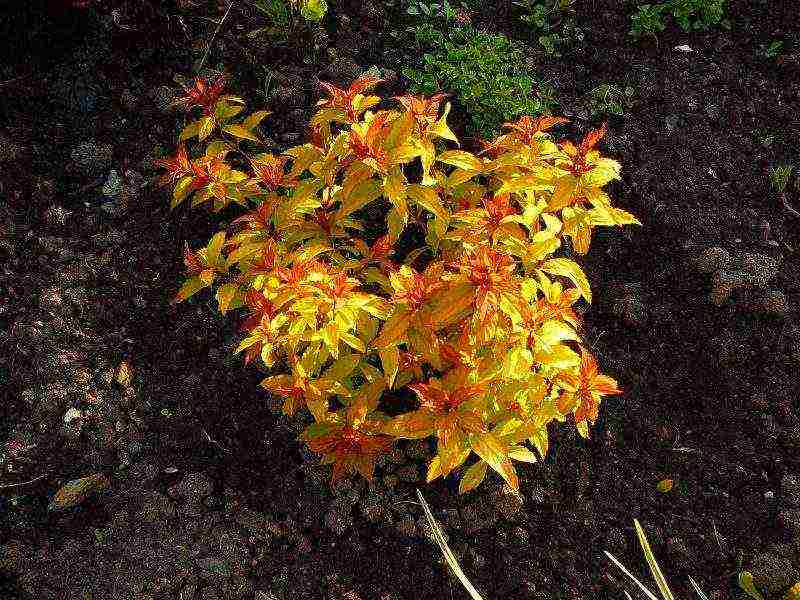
(402, 27, 557, 138)
(629, 0, 728, 39)
(158, 75, 639, 494)
(511, 0, 583, 57)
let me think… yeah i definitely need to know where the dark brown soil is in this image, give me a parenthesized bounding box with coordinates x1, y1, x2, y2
(1, 1, 799, 599)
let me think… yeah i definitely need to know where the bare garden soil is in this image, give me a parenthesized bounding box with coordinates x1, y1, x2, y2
(1, 1, 799, 599)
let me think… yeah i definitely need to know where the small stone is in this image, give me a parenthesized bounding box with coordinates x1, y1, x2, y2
(781, 474, 800, 508)
(494, 485, 524, 519)
(324, 509, 351, 535)
(71, 140, 114, 177)
(151, 86, 178, 113)
(38, 286, 65, 313)
(395, 465, 419, 482)
(736, 251, 780, 285)
(665, 536, 693, 570)
(395, 517, 417, 537)
(168, 472, 214, 504)
(754, 290, 789, 316)
(776, 509, 800, 539)
(44, 204, 71, 227)
(691, 246, 732, 274)
(710, 270, 752, 305)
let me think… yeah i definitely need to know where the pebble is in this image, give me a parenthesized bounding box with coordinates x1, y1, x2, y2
(781, 474, 800, 508)
(776, 509, 800, 539)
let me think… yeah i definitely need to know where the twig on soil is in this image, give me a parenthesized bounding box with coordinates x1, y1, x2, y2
(711, 519, 726, 555)
(0, 74, 33, 87)
(201, 427, 231, 453)
(781, 193, 800, 218)
(0, 473, 47, 490)
(197, 0, 236, 74)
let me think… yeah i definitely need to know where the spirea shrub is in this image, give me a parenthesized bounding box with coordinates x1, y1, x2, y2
(156, 74, 640, 493)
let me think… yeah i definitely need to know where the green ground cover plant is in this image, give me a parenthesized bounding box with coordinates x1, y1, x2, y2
(402, 27, 557, 138)
(630, 0, 728, 40)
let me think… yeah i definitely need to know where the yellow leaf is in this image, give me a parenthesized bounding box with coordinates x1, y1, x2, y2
(198, 116, 215, 142)
(222, 124, 260, 142)
(437, 150, 483, 172)
(372, 308, 413, 348)
(49, 473, 110, 511)
(379, 346, 399, 389)
(546, 175, 578, 212)
(205, 231, 226, 267)
(507, 445, 538, 463)
(216, 283, 237, 315)
(115, 361, 133, 387)
(783, 582, 800, 600)
(337, 178, 383, 219)
(470, 433, 518, 491)
(458, 460, 488, 494)
(387, 206, 407, 241)
(383, 168, 408, 206)
(426, 456, 442, 482)
(581, 158, 621, 188)
(407, 184, 449, 222)
(243, 110, 272, 131)
(738, 572, 765, 600)
(179, 120, 201, 141)
(174, 276, 208, 303)
(502, 346, 533, 379)
(171, 176, 194, 209)
(656, 478, 673, 493)
(427, 102, 459, 144)
(539, 258, 592, 303)
(528, 427, 549, 460)
(418, 282, 474, 329)
(385, 111, 414, 149)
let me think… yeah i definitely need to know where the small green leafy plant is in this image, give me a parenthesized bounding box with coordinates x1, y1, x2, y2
(402, 27, 557, 137)
(511, 0, 583, 56)
(587, 83, 636, 117)
(630, 0, 728, 39)
(248, 0, 326, 44)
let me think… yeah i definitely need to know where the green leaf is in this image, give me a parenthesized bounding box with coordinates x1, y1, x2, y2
(300, 0, 327, 21)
